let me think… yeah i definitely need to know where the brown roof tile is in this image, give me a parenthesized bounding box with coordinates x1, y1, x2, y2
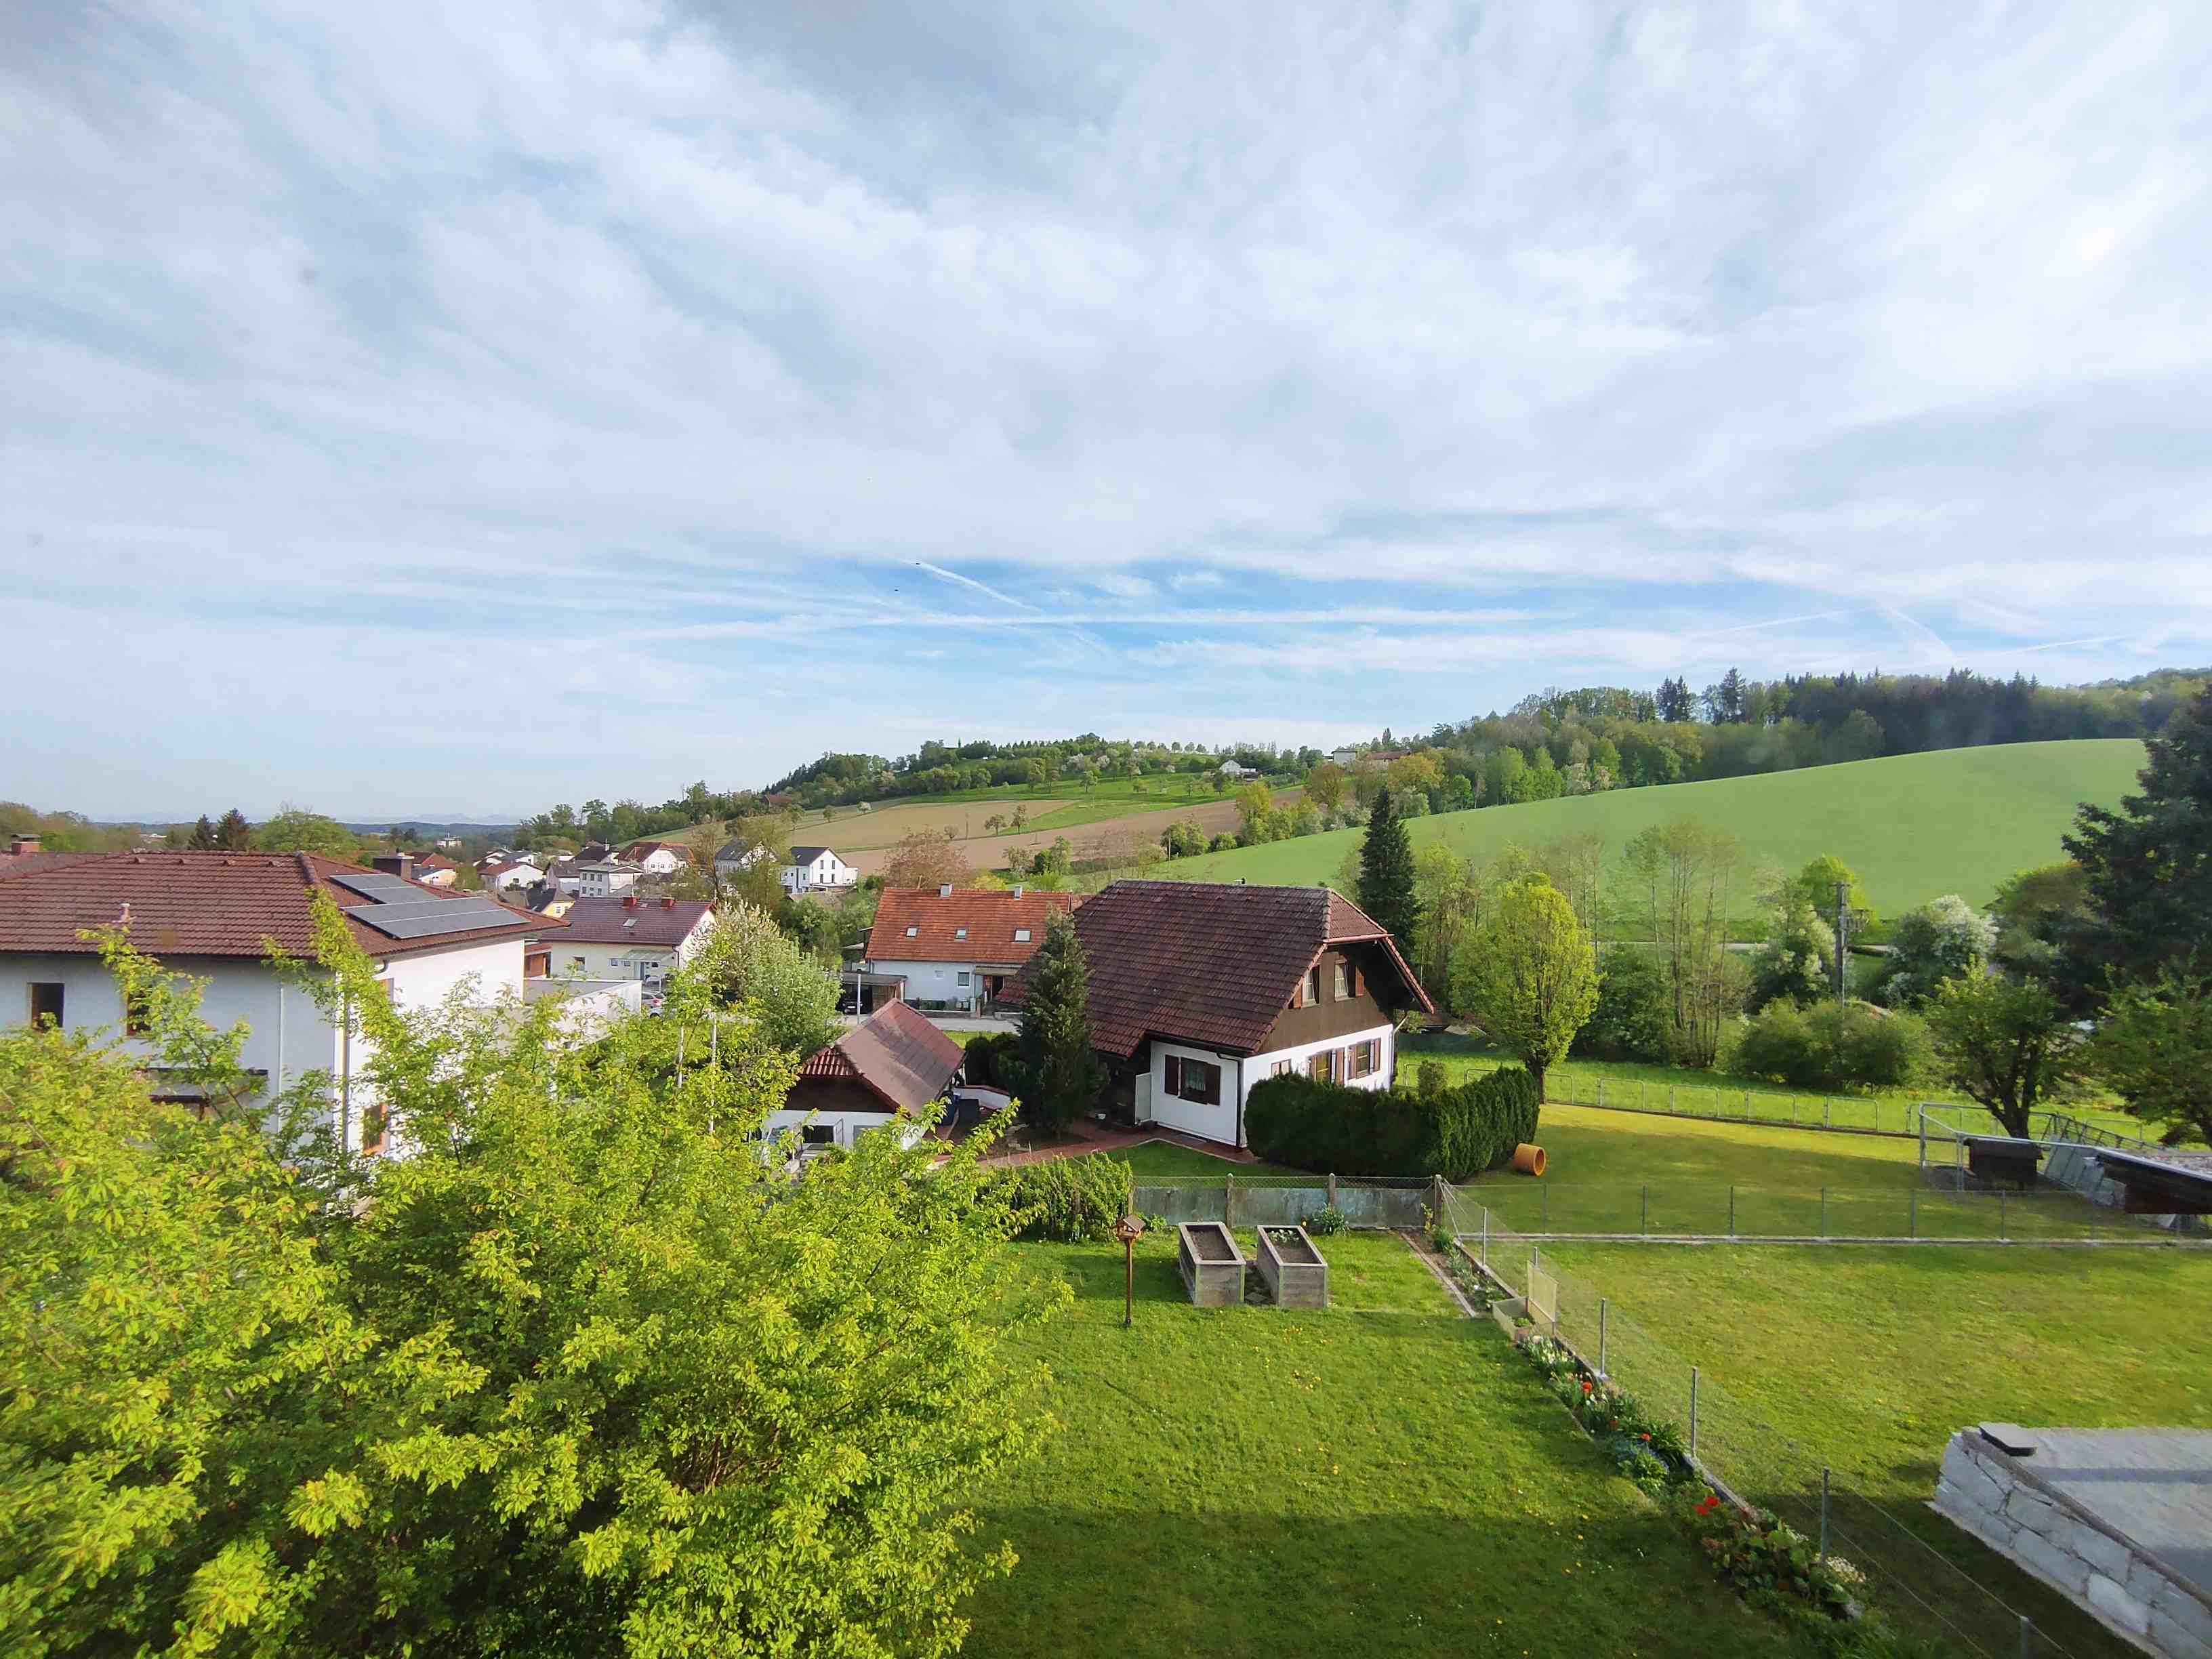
(865, 886, 1080, 966)
(0, 851, 552, 960)
(795, 1000, 963, 1113)
(1002, 880, 1430, 1059)
(556, 895, 715, 946)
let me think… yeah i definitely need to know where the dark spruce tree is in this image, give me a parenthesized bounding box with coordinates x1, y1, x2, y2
(1358, 786, 1419, 946)
(1011, 910, 1106, 1136)
(2058, 680, 2212, 1005)
(187, 815, 218, 851)
(214, 808, 253, 851)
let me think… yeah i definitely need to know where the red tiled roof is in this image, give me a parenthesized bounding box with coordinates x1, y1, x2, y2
(795, 1000, 962, 1114)
(556, 896, 715, 946)
(618, 840, 692, 863)
(864, 886, 1080, 965)
(1001, 880, 1431, 1059)
(0, 851, 553, 960)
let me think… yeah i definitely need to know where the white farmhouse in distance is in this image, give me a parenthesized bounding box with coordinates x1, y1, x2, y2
(714, 839, 771, 878)
(481, 856, 542, 891)
(1217, 759, 1256, 781)
(783, 846, 857, 896)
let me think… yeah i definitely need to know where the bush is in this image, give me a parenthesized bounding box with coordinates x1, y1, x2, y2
(1245, 1067, 1538, 1181)
(1724, 1001, 1931, 1092)
(1574, 945, 1675, 1062)
(1307, 1204, 1346, 1237)
(983, 1157, 1131, 1242)
(960, 1031, 1019, 1088)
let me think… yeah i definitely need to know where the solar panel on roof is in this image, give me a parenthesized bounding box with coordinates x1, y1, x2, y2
(327, 871, 526, 941)
(330, 873, 421, 901)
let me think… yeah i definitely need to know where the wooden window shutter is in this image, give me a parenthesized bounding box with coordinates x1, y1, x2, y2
(1164, 1054, 1182, 1097)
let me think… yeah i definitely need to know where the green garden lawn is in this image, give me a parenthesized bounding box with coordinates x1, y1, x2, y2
(962, 1231, 1795, 1658)
(1166, 739, 2145, 916)
(1096, 1139, 1300, 1177)
(1530, 1242, 2212, 1656)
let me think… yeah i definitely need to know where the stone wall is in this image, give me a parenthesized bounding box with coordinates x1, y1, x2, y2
(1934, 1428, 2212, 1657)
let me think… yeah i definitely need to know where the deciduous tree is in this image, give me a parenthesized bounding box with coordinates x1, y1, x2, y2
(2087, 966, 2212, 1146)
(1924, 972, 2078, 1138)
(1452, 875, 1598, 1101)
(883, 827, 970, 890)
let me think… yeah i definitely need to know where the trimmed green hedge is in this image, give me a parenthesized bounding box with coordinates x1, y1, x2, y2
(1245, 1067, 1538, 1181)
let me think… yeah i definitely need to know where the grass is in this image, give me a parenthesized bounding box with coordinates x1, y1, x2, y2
(962, 1231, 1799, 1658)
(1404, 1031, 2157, 1143)
(1095, 1139, 1301, 1178)
(1525, 1241, 2212, 1657)
(1164, 739, 2146, 916)
(787, 775, 1254, 850)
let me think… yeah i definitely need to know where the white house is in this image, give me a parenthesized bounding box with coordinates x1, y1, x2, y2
(766, 999, 960, 1153)
(551, 895, 716, 986)
(618, 840, 691, 876)
(0, 850, 563, 1158)
(714, 839, 770, 878)
(783, 845, 857, 896)
(571, 861, 642, 899)
(483, 856, 542, 891)
(1000, 880, 1432, 1149)
(859, 882, 1080, 1013)
(1217, 760, 1256, 780)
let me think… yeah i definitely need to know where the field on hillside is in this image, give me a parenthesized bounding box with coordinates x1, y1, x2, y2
(962, 1232, 1794, 1659)
(841, 789, 1298, 877)
(1164, 739, 2146, 915)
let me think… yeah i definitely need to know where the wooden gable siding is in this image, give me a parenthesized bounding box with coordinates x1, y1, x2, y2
(1257, 945, 1397, 1052)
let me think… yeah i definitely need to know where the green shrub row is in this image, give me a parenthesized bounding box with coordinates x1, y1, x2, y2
(1244, 1067, 1538, 1181)
(982, 1155, 1131, 1242)
(1723, 1000, 1931, 1092)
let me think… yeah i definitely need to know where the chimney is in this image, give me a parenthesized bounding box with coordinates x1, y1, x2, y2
(623, 894, 638, 909)
(372, 852, 414, 881)
(9, 833, 40, 856)
(661, 895, 674, 909)
(1012, 884, 1025, 899)
(939, 882, 953, 898)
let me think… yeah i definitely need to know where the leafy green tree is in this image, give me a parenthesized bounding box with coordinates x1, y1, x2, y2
(1481, 745, 1525, 805)
(1357, 787, 1418, 946)
(1988, 862, 2090, 987)
(693, 901, 840, 1055)
(1877, 895, 1996, 1007)
(1783, 854, 1873, 933)
(3, 913, 1058, 1658)
(1748, 895, 1836, 1010)
(1159, 818, 1208, 859)
(1233, 780, 1279, 845)
(1452, 875, 1599, 1101)
(252, 806, 358, 857)
(1923, 972, 2079, 1138)
(1010, 910, 1105, 1134)
(2087, 966, 2212, 1145)
(1303, 760, 1347, 819)
(2062, 681, 2212, 1000)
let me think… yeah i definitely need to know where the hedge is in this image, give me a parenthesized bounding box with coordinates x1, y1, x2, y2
(1245, 1067, 1538, 1181)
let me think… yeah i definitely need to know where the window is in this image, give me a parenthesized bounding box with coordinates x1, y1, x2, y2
(1308, 1048, 1340, 1083)
(124, 988, 151, 1036)
(905, 925, 919, 937)
(1349, 1038, 1379, 1079)
(28, 983, 64, 1028)
(1163, 1053, 1221, 1105)
(1269, 1059, 1293, 1078)
(1013, 928, 1030, 942)
(957, 972, 971, 987)
(1333, 962, 1351, 1000)
(801, 1123, 836, 1147)
(955, 926, 967, 939)
(361, 1101, 387, 1158)
(1303, 966, 1321, 1006)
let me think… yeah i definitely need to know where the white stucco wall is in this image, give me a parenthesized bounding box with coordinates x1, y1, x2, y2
(1139, 1022, 1396, 1148)
(782, 852, 856, 893)
(761, 1105, 928, 1151)
(867, 958, 985, 1008)
(490, 864, 540, 890)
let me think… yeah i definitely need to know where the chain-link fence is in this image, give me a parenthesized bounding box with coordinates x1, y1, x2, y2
(1129, 1174, 1432, 1229)
(1444, 1187, 2133, 1658)
(1456, 1179, 2169, 1243)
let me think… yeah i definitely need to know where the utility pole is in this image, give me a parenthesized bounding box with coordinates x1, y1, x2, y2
(1833, 880, 1853, 1002)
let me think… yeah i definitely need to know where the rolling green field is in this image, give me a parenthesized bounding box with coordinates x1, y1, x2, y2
(1164, 739, 2146, 914)
(962, 1233, 1797, 1658)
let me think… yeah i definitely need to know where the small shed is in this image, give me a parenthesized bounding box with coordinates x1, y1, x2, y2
(2091, 1149, 2212, 1216)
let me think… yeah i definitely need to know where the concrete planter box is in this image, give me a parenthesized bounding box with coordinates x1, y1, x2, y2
(1255, 1225, 1329, 1308)
(1177, 1221, 1246, 1307)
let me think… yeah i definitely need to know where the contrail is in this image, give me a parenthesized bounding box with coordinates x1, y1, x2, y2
(913, 560, 1036, 610)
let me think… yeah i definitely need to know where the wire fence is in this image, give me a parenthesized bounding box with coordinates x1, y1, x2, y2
(1455, 1179, 2171, 1243)
(1443, 1187, 2127, 1659)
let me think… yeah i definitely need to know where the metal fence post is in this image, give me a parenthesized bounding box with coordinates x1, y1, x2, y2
(1597, 1080, 1604, 1109)
(1669, 1084, 1677, 1114)
(1820, 1468, 1830, 1557)
(1225, 1172, 1236, 1227)
(1825, 1100, 1832, 1130)
(1728, 1185, 1736, 1238)
(2000, 1187, 2007, 1241)
(1480, 1207, 1489, 1266)
(1328, 1170, 1337, 1207)
(1820, 1186, 1828, 1239)
(1689, 1366, 1700, 1462)
(1909, 1185, 1918, 1240)
(1641, 1183, 1650, 1237)
(1640, 1080, 1647, 1112)
(2020, 1614, 2032, 1658)
(1598, 1298, 1609, 1378)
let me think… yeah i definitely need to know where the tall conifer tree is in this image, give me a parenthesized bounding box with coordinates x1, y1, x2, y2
(1357, 786, 1418, 947)
(1012, 911, 1105, 1134)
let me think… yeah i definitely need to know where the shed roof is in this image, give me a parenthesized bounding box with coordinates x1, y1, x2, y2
(794, 1000, 962, 1114)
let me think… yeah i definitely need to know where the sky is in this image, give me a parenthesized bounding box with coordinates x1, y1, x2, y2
(5, 1, 2211, 821)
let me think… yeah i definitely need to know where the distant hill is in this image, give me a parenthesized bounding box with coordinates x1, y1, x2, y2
(1162, 739, 2148, 916)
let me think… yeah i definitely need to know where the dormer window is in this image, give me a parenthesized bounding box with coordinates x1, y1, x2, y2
(1305, 966, 1321, 1004)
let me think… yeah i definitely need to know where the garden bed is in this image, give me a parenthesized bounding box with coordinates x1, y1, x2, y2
(1176, 1221, 1245, 1306)
(1254, 1224, 1328, 1308)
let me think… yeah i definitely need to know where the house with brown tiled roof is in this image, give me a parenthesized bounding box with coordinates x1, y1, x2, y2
(616, 839, 693, 876)
(1001, 880, 1431, 1149)
(552, 895, 716, 988)
(860, 882, 1081, 1013)
(769, 1000, 963, 1153)
(0, 851, 566, 1155)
